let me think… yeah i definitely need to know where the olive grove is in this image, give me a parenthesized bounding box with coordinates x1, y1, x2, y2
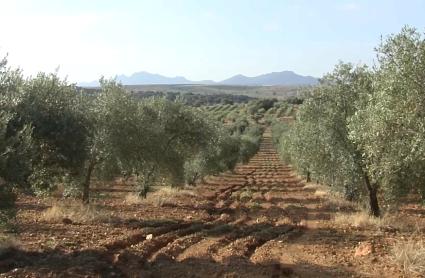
(0, 57, 263, 224)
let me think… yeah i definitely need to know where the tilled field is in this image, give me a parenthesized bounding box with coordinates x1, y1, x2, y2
(0, 130, 419, 277)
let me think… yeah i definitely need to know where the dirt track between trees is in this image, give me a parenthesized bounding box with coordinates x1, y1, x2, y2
(2, 130, 416, 277)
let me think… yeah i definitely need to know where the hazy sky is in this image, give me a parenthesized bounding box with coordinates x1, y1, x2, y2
(1, 0, 424, 83)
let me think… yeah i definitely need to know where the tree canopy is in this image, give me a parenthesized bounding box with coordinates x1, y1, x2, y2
(274, 26, 425, 216)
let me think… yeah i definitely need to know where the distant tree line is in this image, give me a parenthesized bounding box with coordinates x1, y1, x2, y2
(131, 91, 254, 106)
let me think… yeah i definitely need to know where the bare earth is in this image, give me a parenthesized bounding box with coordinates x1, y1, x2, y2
(1, 130, 423, 277)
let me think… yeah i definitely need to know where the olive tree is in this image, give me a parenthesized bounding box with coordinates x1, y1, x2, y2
(9, 72, 90, 195)
(184, 128, 240, 185)
(135, 98, 216, 196)
(349, 26, 425, 202)
(277, 63, 380, 215)
(0, 57, 33, 224)
(276, 120, 314, 182)
(1, 74, 140, 203)
(77, 78, 154, 202)
(238, 125, 263, 163)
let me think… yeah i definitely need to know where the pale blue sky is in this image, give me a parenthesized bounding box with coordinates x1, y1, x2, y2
(1, 0, 424, 83)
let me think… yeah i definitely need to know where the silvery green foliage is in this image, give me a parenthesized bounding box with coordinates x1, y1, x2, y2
(0, 110, 32, 224)
(0, 58, 267, 206)
(349, 27, 425, 201)
(238, 125, 262, 163)
(81, 79, 153, 199)
(14, 73, 90, 194)
(0, 57, 33, 187)
(0, 57, 33, 223)
(135, 97, 218, 194)
(183, 104, 263, 186)
(278, 63, 373, 201)
(0, 113, 33, 188)
(276, 26, 425, 212)
(92, 80, 221, 196)
(184, 130, 240, 185)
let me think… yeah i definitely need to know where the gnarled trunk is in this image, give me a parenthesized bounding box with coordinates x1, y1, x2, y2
(364, 174, 380, 217)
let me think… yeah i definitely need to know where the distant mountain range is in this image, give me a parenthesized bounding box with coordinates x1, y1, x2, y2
(79, 70, 318, 87)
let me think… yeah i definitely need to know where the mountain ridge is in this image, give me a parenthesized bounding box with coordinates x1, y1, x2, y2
(79, 70, 318, 87)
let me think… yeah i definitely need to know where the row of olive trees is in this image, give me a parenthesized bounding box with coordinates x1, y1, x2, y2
(0, 57, 260, 218)
(274, 27, 425, 217)
(184, 105, 264, 186)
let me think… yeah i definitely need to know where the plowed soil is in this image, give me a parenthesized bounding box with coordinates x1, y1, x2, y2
(1, 130, 423, 277)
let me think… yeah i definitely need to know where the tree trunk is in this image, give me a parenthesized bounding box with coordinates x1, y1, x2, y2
(188, 172, 199, 186)
(139, 166, 155, 198)
(82, 160, 96, 204)
(306, 171, 311, 183)
(364, 174, 380, 217)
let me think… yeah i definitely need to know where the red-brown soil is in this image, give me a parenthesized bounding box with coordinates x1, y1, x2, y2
(1, 130, 424, 277)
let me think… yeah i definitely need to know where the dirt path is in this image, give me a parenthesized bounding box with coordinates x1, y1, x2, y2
(2, 130, 410, 277)
(114, 129, 359, 277)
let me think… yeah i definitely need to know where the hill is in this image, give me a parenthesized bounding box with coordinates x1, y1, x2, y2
(220, 71, 318, 86)
(79, 70, 318, 87)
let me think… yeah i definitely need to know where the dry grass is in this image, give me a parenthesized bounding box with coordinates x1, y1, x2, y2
(142, 186, 197, 207)
(393, 239, 425, 275)
(311, 184, 359, 213)
(40, 201, 111, 224)
(231, 191, 240, 199)
(333, 211, 393, 229)
(156, 186, 197, 197)
(321, 197, 358, 212)
(124, 193, 143, 205)
(314, 189, 329, 197)
(303, 182, 330, 197)
(303, 183, 323, 190)
(239, 190, 253, 201)
(334, 210, 425, 234)
(275, 216, 293, 226)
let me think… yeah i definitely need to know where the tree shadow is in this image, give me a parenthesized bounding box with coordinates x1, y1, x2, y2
(0, 247, 124, 277)
(15, 201, 49, 212)
(147, 257, 357, 278)
(0, 244, 359, 278)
